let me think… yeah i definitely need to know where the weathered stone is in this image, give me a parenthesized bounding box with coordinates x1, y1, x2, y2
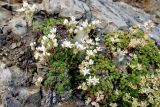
(0, 7, 12, 27)
(39, 0, 91, 19)
(0, 62, 12, 88)
(38, 0, 153, 33)
(2, 96, 21, 107)
(8, 17, 27, 36)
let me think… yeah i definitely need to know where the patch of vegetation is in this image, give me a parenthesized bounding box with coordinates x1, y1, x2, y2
(31, 17, 160, 106)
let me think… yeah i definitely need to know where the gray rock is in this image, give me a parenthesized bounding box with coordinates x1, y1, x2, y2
(0, 62, 12, 88)
(2, 96, 21, 107)
(150, 24, 160, 44)
(8, 17, 27, 36)
(0, 34, 7, 47)
(38, 0, 153, 33)
(39, 0, 91, 19)
(0, 7, 12, 27)
(10, 43, 17, 49)
(43, 90, 53, 107)
(18, 87, 41, 107)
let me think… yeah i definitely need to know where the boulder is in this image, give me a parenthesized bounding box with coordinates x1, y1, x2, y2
(8, 17, 27, 36)
(38, 0, 153, 33)
(0, 7, 12, 27)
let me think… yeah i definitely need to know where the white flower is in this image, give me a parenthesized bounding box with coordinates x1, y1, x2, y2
(82, 20, 88, 28)
(91, 101, 99, 107)
(93, 49, 97, 54)
(42, 36, 48, 41)
(81, 67, 90, 76)
(48, 34, 56, 40)
(77, 82, 88, 90)
(86, 76, 93, 85)
(91, 76, 100, 86)
(69, 28, 73, 33)
(85, 97, 92, 105)
(50, 28, 56, 34)
(16, 8, 25, 12)
(71, 16, 76, 21)
(37, 77, 43, 83)
(61, 40, 73, 48)
(30, 42, 36, 50)
(110, 103, 118, 107)
(64, 19, 69, 25)
(36, 45, 46, 52)
(92, 20, 100, 25)
(79, 27, 83, 31)
(53, 39, 58, 47)
(75, 42, 86, 50)
(23, 1, 29, 8)
(34, 52, 40, 59)
(86, 39, 94, 45)
(88, 59, 94, 65)
(87, 76, 99, 86)
(86, 50, 94, 56)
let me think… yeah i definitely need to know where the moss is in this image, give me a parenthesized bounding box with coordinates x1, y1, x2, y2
(35, 17, 65, 35)
(105, 31, 131, 52)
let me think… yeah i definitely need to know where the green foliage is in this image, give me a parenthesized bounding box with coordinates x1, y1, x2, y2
(79, 28, 160, 106)
(34, 17, 160, 106)
(45, 61, 72, 98)
(105, 31, 131, 51)
(35, 17, 65, 35)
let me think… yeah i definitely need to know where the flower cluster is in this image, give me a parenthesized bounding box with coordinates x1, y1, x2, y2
(30, 28, 58, 62)
(16, 1, 36, 26)
(31, 16, 160, 106)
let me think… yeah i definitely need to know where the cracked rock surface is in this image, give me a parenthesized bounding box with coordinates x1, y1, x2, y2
(0, 0, 160, 106)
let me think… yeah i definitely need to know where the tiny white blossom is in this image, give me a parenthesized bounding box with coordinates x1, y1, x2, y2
(61, 40, 73, 48)
(42, 36, 48, 41)
(86, 39, 94, 44)
(86, 50, 94, 56)
(86, 76, 93, 85)
(91, 101, 99, 107)
(48, 34, 56, 40)
(53, 39, 58, 47)
(50, 28, 56, 34)
(23, 1, 29, 8)
(88, 59, 94, 65)
(91, 76, 100, 86)
(93, 49, 97, 54)
(82, 20, 88, 28)
(81, 67, 90, 76)
(36, 45, 46, 52)
(79, 27, 83, 31)
(64, 19, 69, 25)
(75, 42, 86, 50)
(34, 52, 40, 59)
(71, 16, 76, 21)
(37, 77, 43, 83)
(30, 42, 36, 50)
(92, 20, 100, 25)
(87, 76, 99, 86)
(16, 8, 25, 12)
(85, 97, 92, 105)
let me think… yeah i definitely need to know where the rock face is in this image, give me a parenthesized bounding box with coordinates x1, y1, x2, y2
(0, 0, 160, 106)
(40, 0, 152, 32)
(38, 0, 159, 41)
